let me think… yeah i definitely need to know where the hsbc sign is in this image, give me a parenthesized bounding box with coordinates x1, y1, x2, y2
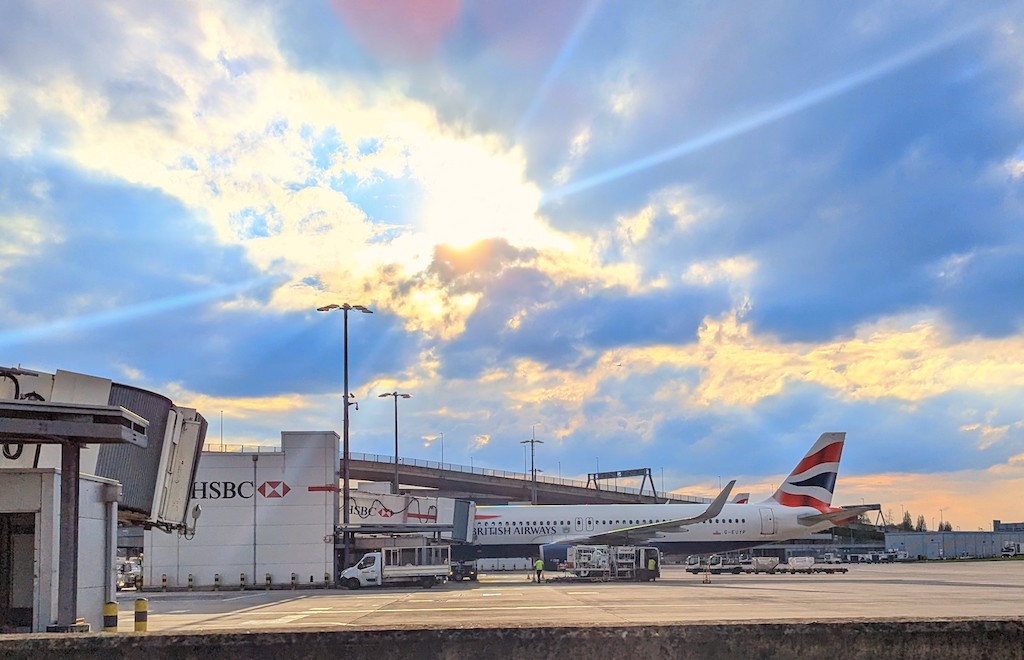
(192, 481, 292, 500)
(258, 481, 291, 498)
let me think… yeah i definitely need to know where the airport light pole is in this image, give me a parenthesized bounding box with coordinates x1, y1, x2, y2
(379, 391, 412, 495)
(317, 302, 372, 569)
(521, 429, 544, 505)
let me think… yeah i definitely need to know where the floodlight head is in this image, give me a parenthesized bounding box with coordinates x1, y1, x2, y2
(352, 305, 373, 314)
(316, 304, 339, 312)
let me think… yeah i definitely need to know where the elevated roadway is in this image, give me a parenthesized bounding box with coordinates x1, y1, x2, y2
(347, 453, 709, 505)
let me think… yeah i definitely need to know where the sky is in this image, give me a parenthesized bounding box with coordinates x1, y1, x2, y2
(2, 0, 1023, 532)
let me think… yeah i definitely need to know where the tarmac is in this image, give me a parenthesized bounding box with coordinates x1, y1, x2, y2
(114, 560, 1024, 632)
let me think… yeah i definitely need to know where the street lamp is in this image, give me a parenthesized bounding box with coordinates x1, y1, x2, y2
(521, 429, 544, 505)
(317, 302, 372, 568)
(379, 392, 412, 495)
(438, 432, 444, 467)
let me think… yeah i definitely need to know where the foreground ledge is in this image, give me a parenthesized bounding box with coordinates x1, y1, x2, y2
(2, 619, 1023, 659)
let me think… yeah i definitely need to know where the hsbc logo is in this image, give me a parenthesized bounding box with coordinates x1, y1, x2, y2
(258, 481, 291, 498)
(191, 480, 292, 500)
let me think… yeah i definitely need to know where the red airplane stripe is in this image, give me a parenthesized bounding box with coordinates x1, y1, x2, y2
(790, 442, 843, 476)
(775, 492, 830, 512)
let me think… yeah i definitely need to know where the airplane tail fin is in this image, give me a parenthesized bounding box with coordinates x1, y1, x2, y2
(768, 432, 846, 511)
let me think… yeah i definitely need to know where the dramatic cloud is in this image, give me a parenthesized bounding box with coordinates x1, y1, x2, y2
(2, 0, 1023, 530)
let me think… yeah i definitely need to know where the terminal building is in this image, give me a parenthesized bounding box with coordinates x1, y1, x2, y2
(144, 432, 475, 590)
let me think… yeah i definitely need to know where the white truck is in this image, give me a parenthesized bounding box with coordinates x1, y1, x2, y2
(557, 545, 661, 581)
(341, 546, 451, 589)
(1002, 542, 1023, 558)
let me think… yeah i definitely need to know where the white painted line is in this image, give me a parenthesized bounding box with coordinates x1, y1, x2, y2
(238, 614, 307, 626)
(567, 592, 599, 595)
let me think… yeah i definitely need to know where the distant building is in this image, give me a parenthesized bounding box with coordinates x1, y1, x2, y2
(993, 520, 1024, 533)
(888, 530, 1024, 560)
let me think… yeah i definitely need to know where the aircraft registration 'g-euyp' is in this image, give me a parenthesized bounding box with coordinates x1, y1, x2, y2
(455, 432, 873, 561)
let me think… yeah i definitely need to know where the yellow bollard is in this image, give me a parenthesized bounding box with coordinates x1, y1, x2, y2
(214, 573, 220, 591)
(134, 598, 148, 632)
(324, 572, 331, 588)
(291, 572, 297, 590)
(240, 572, 246, 590)
(103, 601, 118, 633)
(265, 573, 271, 590)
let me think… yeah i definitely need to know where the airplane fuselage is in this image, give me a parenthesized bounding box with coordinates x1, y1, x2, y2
(457, 501, 832, 560)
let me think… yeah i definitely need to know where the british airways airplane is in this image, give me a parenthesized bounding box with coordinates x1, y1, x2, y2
(454, 432, 871, 561)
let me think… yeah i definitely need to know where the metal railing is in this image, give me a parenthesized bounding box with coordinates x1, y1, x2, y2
(204, 444, 282, 454)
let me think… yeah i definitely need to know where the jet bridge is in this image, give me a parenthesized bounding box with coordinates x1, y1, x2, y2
(0, 367, 207, 532)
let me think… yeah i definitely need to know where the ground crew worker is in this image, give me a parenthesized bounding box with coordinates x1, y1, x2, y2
(648, 556, 656, 572)
(535, 558, 544, 583)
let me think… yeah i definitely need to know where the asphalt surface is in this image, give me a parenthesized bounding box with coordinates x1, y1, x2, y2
(117, 561, 1024, 633)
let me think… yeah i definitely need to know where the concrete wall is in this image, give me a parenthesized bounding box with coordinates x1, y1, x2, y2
(144, 431, 339, 588)
(1, 620, 1023, 659)
(0, 469, 117, 632)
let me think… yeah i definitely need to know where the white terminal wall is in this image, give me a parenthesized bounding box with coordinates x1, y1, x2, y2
(0, 469, 118, 633)
(144, 431, 339, 587)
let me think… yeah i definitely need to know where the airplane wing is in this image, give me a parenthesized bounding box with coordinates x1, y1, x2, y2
(551, 480, 736, 546)
(797, 505, 877, 526)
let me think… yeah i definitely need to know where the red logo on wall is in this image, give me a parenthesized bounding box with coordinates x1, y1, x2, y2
(258, 481, 291, 498)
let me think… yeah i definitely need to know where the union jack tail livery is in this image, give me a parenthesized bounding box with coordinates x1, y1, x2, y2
(769, 432, 845, 511)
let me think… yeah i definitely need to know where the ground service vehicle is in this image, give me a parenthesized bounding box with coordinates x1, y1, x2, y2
(685, 554, 744, 574)
(1002, 542, 1023, 557)
(450, 559, 478, 581)
(341, 546, 451, 589)
(557, 545, 660, 581)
